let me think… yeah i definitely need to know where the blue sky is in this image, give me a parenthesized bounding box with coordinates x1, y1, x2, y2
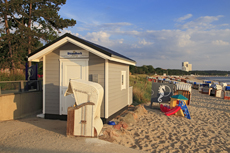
(59, 0, 230, 71)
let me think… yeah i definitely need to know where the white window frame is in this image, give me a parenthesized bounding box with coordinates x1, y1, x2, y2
(121, 71, 126, 90)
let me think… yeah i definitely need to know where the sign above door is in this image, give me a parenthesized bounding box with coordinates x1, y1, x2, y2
(60, 50, 89, 58)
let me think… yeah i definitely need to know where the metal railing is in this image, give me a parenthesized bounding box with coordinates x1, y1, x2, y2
(0, 80, 42, 95)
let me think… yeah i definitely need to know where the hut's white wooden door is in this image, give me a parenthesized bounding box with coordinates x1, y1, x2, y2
(60, 59, 88, 115)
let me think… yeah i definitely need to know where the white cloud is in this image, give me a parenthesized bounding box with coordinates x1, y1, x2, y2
(178, 15, 224, 30)
(177, 14, 193, 22)
(212, 40, 229, 45)
(116, 27, 230, 70)
(220, 24, 229, 26)
(99, 22, 132, 27)
(85, 31, 110, 42)
(177, 34, 195, 47)
(79, 25, 230, 70)
(131, 44, 141, 48)
(59, 29, 80, 37)
(62, 15, 230, 70)
(118, 39, 124, 44)
(80, 22, 133, 32)
(139, 39, 153, 45)
(83, 31, 124, 47)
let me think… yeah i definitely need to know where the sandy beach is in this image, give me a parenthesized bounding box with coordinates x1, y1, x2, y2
(0, 116, 144, 153)
(1, 76, 230, 153)
(103, 81, 230, 152)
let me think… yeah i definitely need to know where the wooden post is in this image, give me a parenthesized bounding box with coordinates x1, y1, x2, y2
(38, 80, 42, 91)
(18, 82, 21, 92)
(18, 81, 25, 92)
(21, 81, 24, 92)
(66, 107, 75, 136)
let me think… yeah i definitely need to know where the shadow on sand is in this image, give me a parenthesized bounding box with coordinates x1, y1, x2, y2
(18, 115, 67, 136)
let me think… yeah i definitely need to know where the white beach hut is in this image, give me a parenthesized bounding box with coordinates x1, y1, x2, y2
(28, 33, 136, 123)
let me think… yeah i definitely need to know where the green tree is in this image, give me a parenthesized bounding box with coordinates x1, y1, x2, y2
(155, 67, 162, 75)
(146, 65, 154, 73)
(129, 65, 135, 74)
(141, 65, 149, 74)
(138, 68, 145, 74)
(0, 36, 9, 69)
(0, 0, 15, 70)
(0, 0, 76, 69)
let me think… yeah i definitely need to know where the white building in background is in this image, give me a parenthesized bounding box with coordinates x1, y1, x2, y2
(182, 62, 192, 72)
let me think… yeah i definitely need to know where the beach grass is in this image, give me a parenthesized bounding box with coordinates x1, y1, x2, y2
(130, 74, 152, 104)
(0, 71, 25, 81)
(0, 71, 25, 91)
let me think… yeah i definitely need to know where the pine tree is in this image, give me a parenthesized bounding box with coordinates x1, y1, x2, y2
(11, 0, 76, 66)
(0, 0, 15, 71)
(0, 0, 76, 68)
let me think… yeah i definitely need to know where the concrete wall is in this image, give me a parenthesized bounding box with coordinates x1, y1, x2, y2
(0, 91, 42, 121)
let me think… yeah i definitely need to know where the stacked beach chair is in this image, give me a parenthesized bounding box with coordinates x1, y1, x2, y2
(192, 82, 199, 89)
(165, 78, 171, 83)
(181, 78, 187, 83)
(220, 82, 227, 99)
(174, 83, 192, 105)
(147, 77, 157, 82)
(224, 85, 230, 100)
(202, 80, 212, 94)
(209, 82, 222, 98)
(158, 77, 163, 83)
(206, 82, 230, 100)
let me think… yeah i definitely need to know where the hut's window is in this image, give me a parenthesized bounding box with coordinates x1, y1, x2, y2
(121, 71, 126, 90)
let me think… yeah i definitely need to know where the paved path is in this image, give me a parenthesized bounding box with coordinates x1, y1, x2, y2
(0, 116, 144, 153)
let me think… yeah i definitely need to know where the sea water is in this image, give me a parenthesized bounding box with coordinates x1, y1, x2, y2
(197, 76, 230, 83)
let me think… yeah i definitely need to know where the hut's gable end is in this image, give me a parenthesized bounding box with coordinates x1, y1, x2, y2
(108, 61, 129, 116)
(45, 42, 84, 114)
(59, 42, 83, 51)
